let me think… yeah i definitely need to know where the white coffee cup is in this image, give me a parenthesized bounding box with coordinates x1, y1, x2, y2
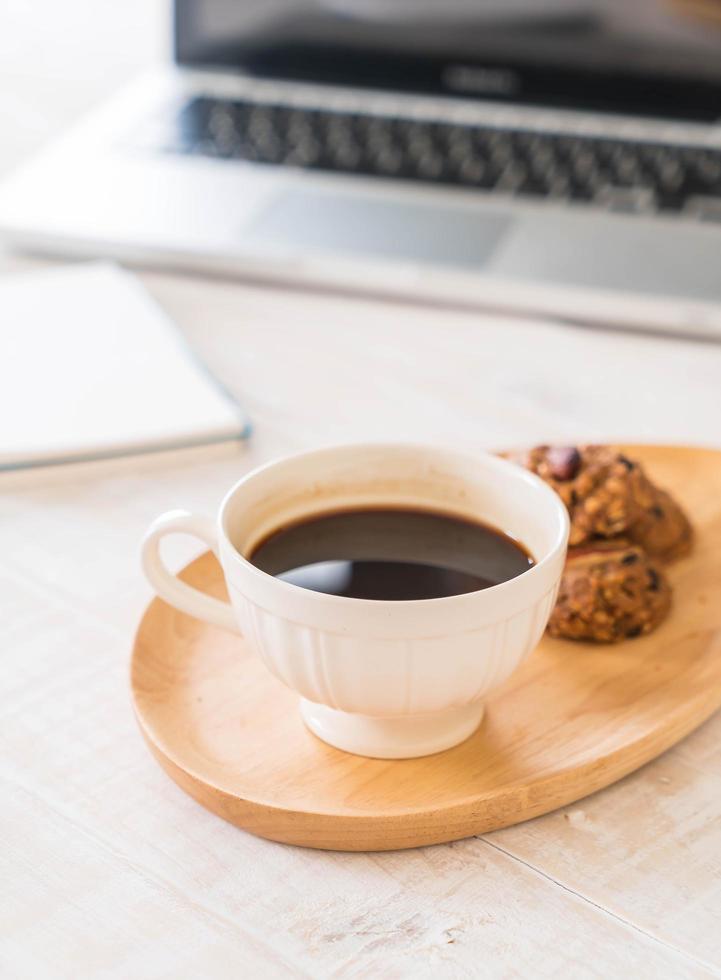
(142, 443, 569, 758)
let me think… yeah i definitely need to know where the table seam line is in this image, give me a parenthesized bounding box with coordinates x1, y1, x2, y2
(478, 836, 721, 977)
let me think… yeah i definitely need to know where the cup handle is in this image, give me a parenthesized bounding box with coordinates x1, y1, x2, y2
(141, 510, 240, 633)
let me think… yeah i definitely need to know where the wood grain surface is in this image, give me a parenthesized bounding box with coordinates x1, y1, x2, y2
(131, 445, 721, 851)
(6, 273, 721, 978)
(5, 4, 721, 972)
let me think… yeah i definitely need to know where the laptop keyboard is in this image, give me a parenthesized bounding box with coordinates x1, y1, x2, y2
(154, 94, 721, 218)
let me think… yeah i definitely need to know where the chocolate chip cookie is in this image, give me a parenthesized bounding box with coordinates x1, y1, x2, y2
(627, 485, 693, 563)
(512, 445, 646, 547)
(513, 445, 692, 561)
(548, 543, 671, 643)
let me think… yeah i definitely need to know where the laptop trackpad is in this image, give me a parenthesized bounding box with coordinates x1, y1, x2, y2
(247, 188, 511, 267)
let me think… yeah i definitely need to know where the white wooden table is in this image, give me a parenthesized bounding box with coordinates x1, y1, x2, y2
(3, 4, 721, 977)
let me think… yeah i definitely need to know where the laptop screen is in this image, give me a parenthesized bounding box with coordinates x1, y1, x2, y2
(175, 1, 721, 122)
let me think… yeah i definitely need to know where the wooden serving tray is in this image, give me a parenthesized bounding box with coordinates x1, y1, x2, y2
(131, 445, 721, 851)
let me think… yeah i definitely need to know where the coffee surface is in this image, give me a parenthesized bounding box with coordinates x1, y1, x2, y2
(248, 507, 533, 600)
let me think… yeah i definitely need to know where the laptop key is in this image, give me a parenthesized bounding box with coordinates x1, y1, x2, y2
(594, 185, 657, 213)
(683, 196, 721, 222)
(456, 157, 492, 186)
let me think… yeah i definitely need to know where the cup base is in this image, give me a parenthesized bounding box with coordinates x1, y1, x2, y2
(299, 699, 485, 759)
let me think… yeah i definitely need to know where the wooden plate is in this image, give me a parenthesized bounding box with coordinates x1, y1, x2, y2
(131, 445, 721, 851)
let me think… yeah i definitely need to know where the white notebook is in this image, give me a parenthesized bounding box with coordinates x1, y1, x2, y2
(0, 263, 249, 469)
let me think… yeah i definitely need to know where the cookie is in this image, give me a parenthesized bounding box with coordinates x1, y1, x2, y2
(627, 485, 693, 563)
(548, 543, 671, 643)
(513, 445, 645, 547)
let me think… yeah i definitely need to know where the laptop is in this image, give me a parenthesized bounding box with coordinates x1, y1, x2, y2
(1, 0, 721, 338)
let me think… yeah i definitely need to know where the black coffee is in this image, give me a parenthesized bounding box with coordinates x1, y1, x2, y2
(248, 507, 533, 601)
